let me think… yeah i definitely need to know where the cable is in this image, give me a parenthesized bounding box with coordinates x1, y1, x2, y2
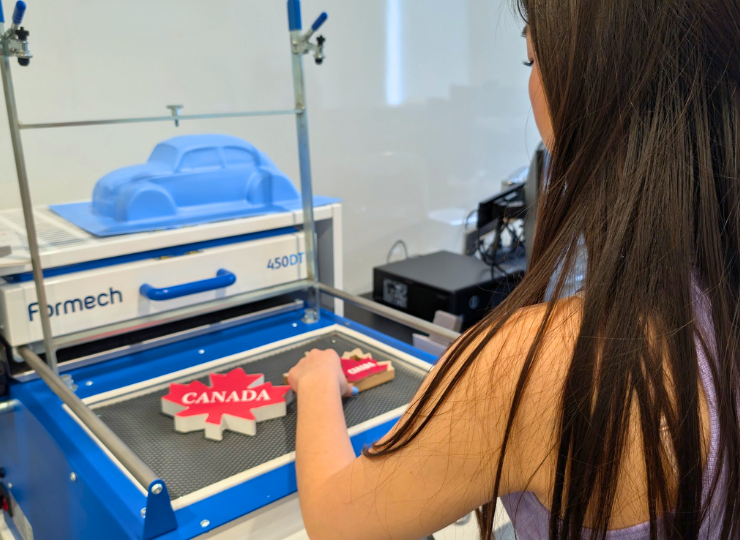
(491, 260, 506, 282)
(477, 220, 498, 264)
(387, 239, 409, 263)
(505, 223, 524, 253)
(480, 219, 526, 282)
(464, 209, 477, 231)
(508, 222, 526, 246)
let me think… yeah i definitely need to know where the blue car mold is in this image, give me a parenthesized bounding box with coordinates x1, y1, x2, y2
(51, 135, 338, 237)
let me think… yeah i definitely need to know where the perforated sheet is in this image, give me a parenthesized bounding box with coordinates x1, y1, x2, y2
(0, 208, 90, 254)
(92, 332, 427, 501)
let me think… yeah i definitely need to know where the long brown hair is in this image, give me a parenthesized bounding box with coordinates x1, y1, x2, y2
(366, 0, 740, 538)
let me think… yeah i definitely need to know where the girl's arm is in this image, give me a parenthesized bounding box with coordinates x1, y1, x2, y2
(292, 359, 356, 507)
(289, 298, 579, 540)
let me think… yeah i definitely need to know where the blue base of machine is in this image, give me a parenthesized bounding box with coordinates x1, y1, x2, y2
(50, 196, 339, 237)
(0, 309, 436, 539)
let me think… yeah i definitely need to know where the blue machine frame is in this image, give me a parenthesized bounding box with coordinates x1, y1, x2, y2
(0, 309, 436, 539)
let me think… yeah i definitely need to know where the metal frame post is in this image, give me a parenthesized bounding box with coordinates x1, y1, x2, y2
(290, 22, 320, 324)
(0, 23, 58, 372)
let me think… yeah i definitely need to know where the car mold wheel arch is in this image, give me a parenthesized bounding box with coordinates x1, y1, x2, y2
(115, 183, 178, 222)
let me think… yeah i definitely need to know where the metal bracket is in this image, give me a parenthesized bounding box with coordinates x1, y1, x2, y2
(143, 480, 177, 540)
(302, 308, 319, 324)
(166, 104, 183, 127)
(3, 31, 31, 64)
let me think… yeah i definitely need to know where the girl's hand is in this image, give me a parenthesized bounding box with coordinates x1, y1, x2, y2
(288, 349, 356, 398)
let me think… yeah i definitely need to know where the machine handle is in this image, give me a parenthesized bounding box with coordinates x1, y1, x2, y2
(311, 12, 328, 32)
(12, 0, 24, 25)
(0, 0, 5, 24)
(140, 269, 236, 301)
(287, 0, 302, 31)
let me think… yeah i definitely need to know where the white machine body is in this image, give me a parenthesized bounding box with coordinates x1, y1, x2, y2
(0, 232, 307, 346)
(0, 203, 344, 350)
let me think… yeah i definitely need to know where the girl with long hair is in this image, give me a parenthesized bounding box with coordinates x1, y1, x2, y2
(288, 0, 740, 538)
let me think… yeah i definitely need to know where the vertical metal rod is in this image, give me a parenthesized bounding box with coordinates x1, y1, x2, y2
(290, 29, 320, 324)
(0, 47, 58, 371)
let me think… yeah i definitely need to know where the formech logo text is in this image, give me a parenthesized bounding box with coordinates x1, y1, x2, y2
(28, 288, 123, 321)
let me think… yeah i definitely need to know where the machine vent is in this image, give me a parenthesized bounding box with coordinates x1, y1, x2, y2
(0, 208, 91, 254)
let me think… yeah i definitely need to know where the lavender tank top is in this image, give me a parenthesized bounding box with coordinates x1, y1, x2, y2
(500, 290, 728, 539)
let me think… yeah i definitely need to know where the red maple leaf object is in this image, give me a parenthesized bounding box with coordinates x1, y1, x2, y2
(161, 368, 291, 440)
(340, 357, 389, 383)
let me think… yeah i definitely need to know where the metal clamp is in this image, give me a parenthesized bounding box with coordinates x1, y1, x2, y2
(290, 9, 328, 65)
(1, 1, 32, 66)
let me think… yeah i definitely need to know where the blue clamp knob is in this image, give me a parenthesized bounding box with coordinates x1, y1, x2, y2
(311, 12, 328, 32)
(0, 0, 4, 23)
(287, 0, 302, 31)
(12, 0, 25, 25)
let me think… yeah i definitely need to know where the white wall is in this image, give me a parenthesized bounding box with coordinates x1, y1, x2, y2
(0, 0, 540, 293)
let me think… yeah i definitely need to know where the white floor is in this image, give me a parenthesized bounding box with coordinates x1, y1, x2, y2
(196, 494, 515, 540)
(0, 495, 516, 540)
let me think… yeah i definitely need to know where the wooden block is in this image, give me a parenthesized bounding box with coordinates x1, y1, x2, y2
(352, 361, 395, 392)
(342, 348, 369, 360)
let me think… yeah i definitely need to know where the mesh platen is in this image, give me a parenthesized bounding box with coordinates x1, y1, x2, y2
(93, 332, 427, 500)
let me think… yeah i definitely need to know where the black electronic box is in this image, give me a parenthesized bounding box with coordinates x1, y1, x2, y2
(373, 251, 524, 330)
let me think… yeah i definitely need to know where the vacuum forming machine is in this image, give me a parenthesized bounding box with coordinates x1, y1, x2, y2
(0, 2, 461, 538)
